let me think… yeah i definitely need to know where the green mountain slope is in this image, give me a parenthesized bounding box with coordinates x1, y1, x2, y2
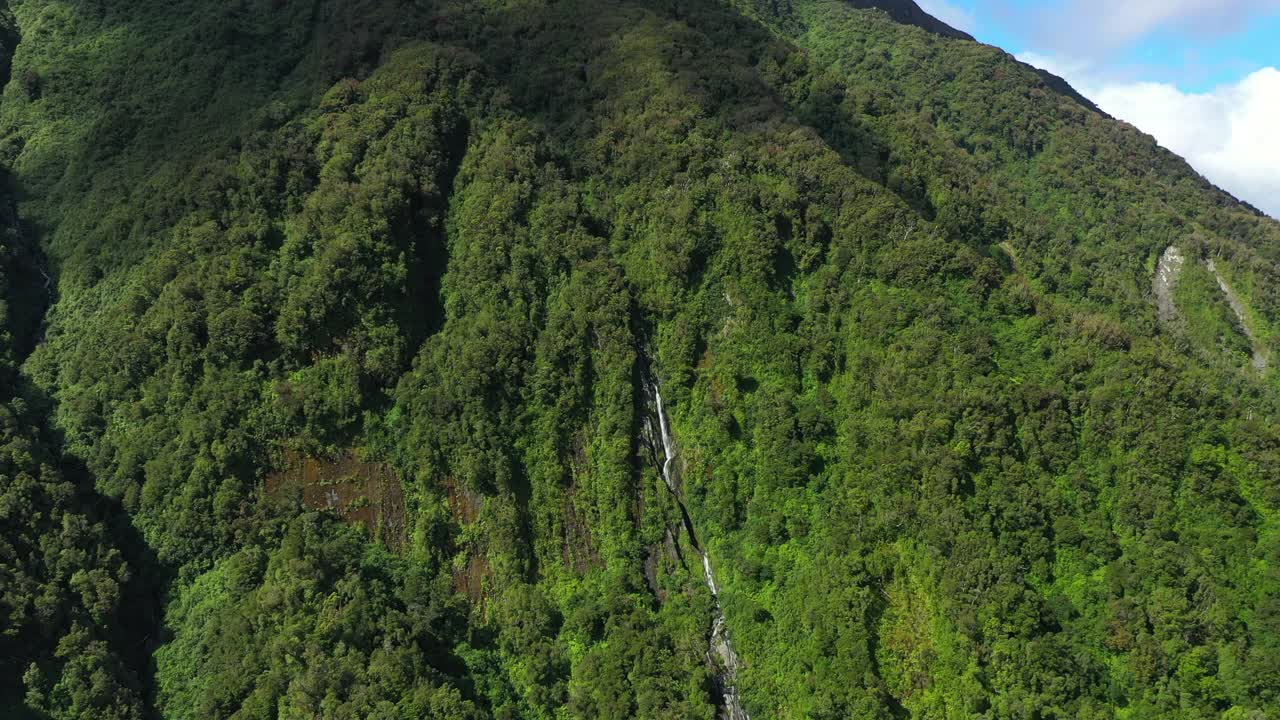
(1, 0, 1278, 718)
(1, 179, 148, 717)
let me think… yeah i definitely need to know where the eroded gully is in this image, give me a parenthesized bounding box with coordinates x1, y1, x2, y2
(652, 386, 750, 720)
(1207, 258, 1269, 373)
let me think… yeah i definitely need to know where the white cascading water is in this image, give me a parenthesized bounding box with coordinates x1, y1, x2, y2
(655, 387, 678, 494)
(653, 386, 750, 720)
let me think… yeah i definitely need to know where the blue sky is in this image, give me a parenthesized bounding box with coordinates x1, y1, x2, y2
(916, 0, 1280, 216)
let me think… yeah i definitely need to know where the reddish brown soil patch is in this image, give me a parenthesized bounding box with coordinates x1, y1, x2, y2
(266, 449, 407, 550)
(439, 477, 491, 605)
(454, 552, 490, 607)
(561, 492, 601, 575)
(442, 476, 480, 525)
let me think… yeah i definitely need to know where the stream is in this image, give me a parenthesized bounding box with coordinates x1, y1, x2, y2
(652, 386, 750, 720)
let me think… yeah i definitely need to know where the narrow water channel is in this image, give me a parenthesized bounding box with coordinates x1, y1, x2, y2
(652, 386, 750, 720)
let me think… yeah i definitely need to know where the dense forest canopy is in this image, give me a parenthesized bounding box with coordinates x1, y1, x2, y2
(1, 0, 1279, 718)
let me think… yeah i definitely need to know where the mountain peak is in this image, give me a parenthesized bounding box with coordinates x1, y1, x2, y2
(847, 0, 975, 40)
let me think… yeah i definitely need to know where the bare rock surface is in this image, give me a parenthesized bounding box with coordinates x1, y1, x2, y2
(1154, 246, 1185, 326)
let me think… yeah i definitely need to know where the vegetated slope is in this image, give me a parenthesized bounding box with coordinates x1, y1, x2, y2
(0, 0, 1278, 718)
(1, 179, 147, 718)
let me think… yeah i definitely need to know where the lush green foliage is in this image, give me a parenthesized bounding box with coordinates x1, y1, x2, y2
(2, 0, 1279, 718)
(1, 192, 144, 718)
(153, 513, 481, 719)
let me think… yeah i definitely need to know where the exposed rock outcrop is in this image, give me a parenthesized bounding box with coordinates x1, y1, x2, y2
(1154, 245, 1185, 326)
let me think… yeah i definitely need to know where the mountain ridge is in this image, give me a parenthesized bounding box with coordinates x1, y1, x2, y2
(847, 0, 975, 40)
(846, 0, 1106, 114)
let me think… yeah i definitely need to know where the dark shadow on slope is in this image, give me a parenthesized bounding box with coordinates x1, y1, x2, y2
(12, 0, 443, 275)
(59, 445, 169, 720)
(0, 1, 18, 89)
(400, 115, 470, 359)
(4, 174, 165, 715)
(435, 0, 947, 241)
(0, 169, 51, 362)
(5, 0, 463, 462)
(1, 314, 167, 720)
(0, 4, 461, 711)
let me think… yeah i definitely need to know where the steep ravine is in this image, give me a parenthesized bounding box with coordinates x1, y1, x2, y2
(652, 386, 750, 720)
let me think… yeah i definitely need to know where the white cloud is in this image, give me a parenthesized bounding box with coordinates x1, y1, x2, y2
(1019, 53, 1280, 218)
(917, 0, 979, 34)
(1032, 0, 1280, 53)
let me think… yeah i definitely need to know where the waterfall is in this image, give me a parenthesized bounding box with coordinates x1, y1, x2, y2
(655, 387, 678, 494)
(652, 385, 750, 720)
